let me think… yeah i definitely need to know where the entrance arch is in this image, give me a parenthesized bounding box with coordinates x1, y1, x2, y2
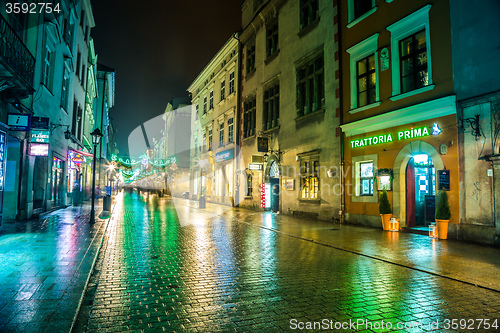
(393, 141, 444, 227)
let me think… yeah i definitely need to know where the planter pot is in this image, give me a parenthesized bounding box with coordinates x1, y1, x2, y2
(436, 219, 449, 239)
(380, 214, 392, 231)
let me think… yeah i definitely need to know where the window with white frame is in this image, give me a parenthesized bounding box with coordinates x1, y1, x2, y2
(209, 90, 214, 109)
(203, 96, 207, 114)
(220, 80, 226, 100)
(208, 127, 213, 151)
(352, 154, 378, 203)
(61, 69, 70, 110)
(202, 130, 207, 152)
(227, 117, 234, 143)
(346, 34, 379, 111)
(229, 71, 235, 94)
(219, 121, 224, 147)
(43, 46, 54, 90)
(387, 5, 433, 99)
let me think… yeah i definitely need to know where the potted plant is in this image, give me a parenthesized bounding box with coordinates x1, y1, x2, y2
(435, 190, 451, 239)
(379, 190, 392, 231)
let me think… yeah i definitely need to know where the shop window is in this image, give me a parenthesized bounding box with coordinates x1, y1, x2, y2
(352, 154, 378, 203)
(346, 34, 379, 111)
(296, 54, 324, 117)
(387, 5, 433, 100)
(263, 83, 279, 130)
(243, 97, 256, 138)
(299, 0, 319, 31)
(247, 174, 253, 196)
(300, 157, 319, 200)
(359, 162, 374, 196)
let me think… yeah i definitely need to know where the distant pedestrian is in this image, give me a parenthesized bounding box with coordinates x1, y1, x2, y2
(72, 182, 82, 207)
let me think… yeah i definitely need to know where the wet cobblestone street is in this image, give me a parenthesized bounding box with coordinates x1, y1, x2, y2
(77, 192, 500, 332)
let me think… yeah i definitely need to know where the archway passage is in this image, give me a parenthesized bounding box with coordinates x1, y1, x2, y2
(406, 154, 435, 227)
(269, 161, 280, 213)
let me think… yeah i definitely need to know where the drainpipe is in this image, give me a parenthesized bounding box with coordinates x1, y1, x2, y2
(232, 31, 242, 206)
(337, 1, 345, 224)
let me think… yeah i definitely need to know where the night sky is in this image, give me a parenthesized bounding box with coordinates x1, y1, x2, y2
(91, 0, 243, 155)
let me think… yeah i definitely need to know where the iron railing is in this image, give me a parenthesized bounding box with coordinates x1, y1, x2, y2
(0, 15, 35, 88)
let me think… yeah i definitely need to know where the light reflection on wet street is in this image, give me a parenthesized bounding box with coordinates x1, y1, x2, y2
(81, 192, 500, 332)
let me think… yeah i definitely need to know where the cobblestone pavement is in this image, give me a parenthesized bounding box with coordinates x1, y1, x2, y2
(77, 192, 500, 332)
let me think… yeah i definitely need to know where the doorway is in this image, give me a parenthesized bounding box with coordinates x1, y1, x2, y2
(406, 154, 435, 227)
(269, 161, 280, 212)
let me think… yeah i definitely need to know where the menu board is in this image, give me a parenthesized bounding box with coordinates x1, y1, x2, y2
(438, 169, 450, 191)
(425, 195, 436, 222)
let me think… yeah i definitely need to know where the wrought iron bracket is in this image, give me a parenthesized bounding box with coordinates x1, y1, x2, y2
(462, 114, 481, 140)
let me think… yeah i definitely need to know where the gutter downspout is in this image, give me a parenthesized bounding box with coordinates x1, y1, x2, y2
(337, 1, 345, 224)
(233, 31, 243, 206)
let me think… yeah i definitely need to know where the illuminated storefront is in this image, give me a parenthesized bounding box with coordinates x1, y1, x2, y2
(68, 149, 93, 200)
(341, 96, 460, 229)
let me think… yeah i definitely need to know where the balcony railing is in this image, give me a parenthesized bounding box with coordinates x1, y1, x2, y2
(0, 15, 35, 88)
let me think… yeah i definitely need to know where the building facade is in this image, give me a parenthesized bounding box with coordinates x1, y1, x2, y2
(238, 0, 341, 219)
(188, 36, 241, 206)
(339, 1, 459, 231)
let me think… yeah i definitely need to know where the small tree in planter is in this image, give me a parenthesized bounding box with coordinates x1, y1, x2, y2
(435, 190, 451, 239)
(379, 190, 392, 230)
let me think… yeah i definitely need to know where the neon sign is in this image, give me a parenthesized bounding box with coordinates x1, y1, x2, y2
(351, 123, 441, 149)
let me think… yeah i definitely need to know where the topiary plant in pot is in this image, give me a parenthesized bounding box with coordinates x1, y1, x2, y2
(379, 190, 392, 231)
(435, 189, 451, 239)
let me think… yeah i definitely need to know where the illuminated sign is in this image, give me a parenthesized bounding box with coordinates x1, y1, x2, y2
(350, 123, 441, 149)
(215, 148, 234, 162)
(7, 113, 31, 131)
(72, 157, 84, 164)
(260, 183, 270, 208)
(0, 131, 5, 189)
(30, 130, 50, 143)
(29, 143, 49, 156)
(248, 164, 262, 170)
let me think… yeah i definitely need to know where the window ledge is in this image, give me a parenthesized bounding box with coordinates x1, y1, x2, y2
(347, 7, 377, 29)
(262, 125, 280, 134)
(389, 84, 435, 101)
(227, 91, 236, 99)
(217, 99, 226, 106)
(265, 50, 280, 65)
(295, 108, 325, 122)
(245, 69, 256, 80)
(242, 134, 256, 142)
(349, 101, 381, 114)
(298, 17, 320, 38)
(244, 196, 253, 199)
(298, 199, 321, 204)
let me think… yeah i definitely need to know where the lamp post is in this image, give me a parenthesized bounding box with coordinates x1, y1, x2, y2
(90, 128, 103, 223)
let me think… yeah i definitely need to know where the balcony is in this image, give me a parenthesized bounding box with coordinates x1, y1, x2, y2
(0, 15, 35, 91)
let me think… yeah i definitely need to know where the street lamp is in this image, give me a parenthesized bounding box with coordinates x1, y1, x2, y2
(90, 128, 103, 223)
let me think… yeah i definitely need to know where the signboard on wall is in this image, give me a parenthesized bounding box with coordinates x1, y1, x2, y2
(29, 143, 49, 156)
(30, 130, 50, 143)
(257, 137, 269, 152)
(215, 148, 234, 162)
(7, 114, 31, 131)
(438, 170, 450, 191)
(31, 117, 50, 130)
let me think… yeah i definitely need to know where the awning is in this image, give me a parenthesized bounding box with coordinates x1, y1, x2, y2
(69, 148, 94, 157)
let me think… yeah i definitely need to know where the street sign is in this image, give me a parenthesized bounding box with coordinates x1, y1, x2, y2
(30, 130, 50, 143)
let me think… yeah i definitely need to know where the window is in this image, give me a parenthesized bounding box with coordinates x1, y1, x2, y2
(219, 122, 224, 147)
(399, 30, 428, 94)
(347, 0, 376, 26)
(229, 71, 235, 95)
(387, 5, 432, 99)
(266, 21, 279, 58)
(208, 128, 212, 151)
(296, 54, 324, 117)
(246, 38, 256, 74)
(263, 83, 279, 130)
(61, 70, 70, 110)
(354, 0, 373, 20)
(300, 157, 319, 200)
(243, 97, 256, 138)
(202, 131, 207, 152)
(300, 0, 319, 30)
(247, 174, 253, 196)
(64, 16, 74, 48)
(43, 46, 54, 90)
(359, 162, 374, 196)
(227, 118, 234, 143)
(220, 80, 226, 100)
(203, 96, 207, 114)
(346, 34, 379, 111)
(357, 55, 376, 107)
(209, 90, 214, 109)
(76, 51, 82, 80)
(71, 101, 78, 135)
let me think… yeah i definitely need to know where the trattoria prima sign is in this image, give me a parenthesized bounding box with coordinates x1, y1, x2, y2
(350, 123, 441, 148)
